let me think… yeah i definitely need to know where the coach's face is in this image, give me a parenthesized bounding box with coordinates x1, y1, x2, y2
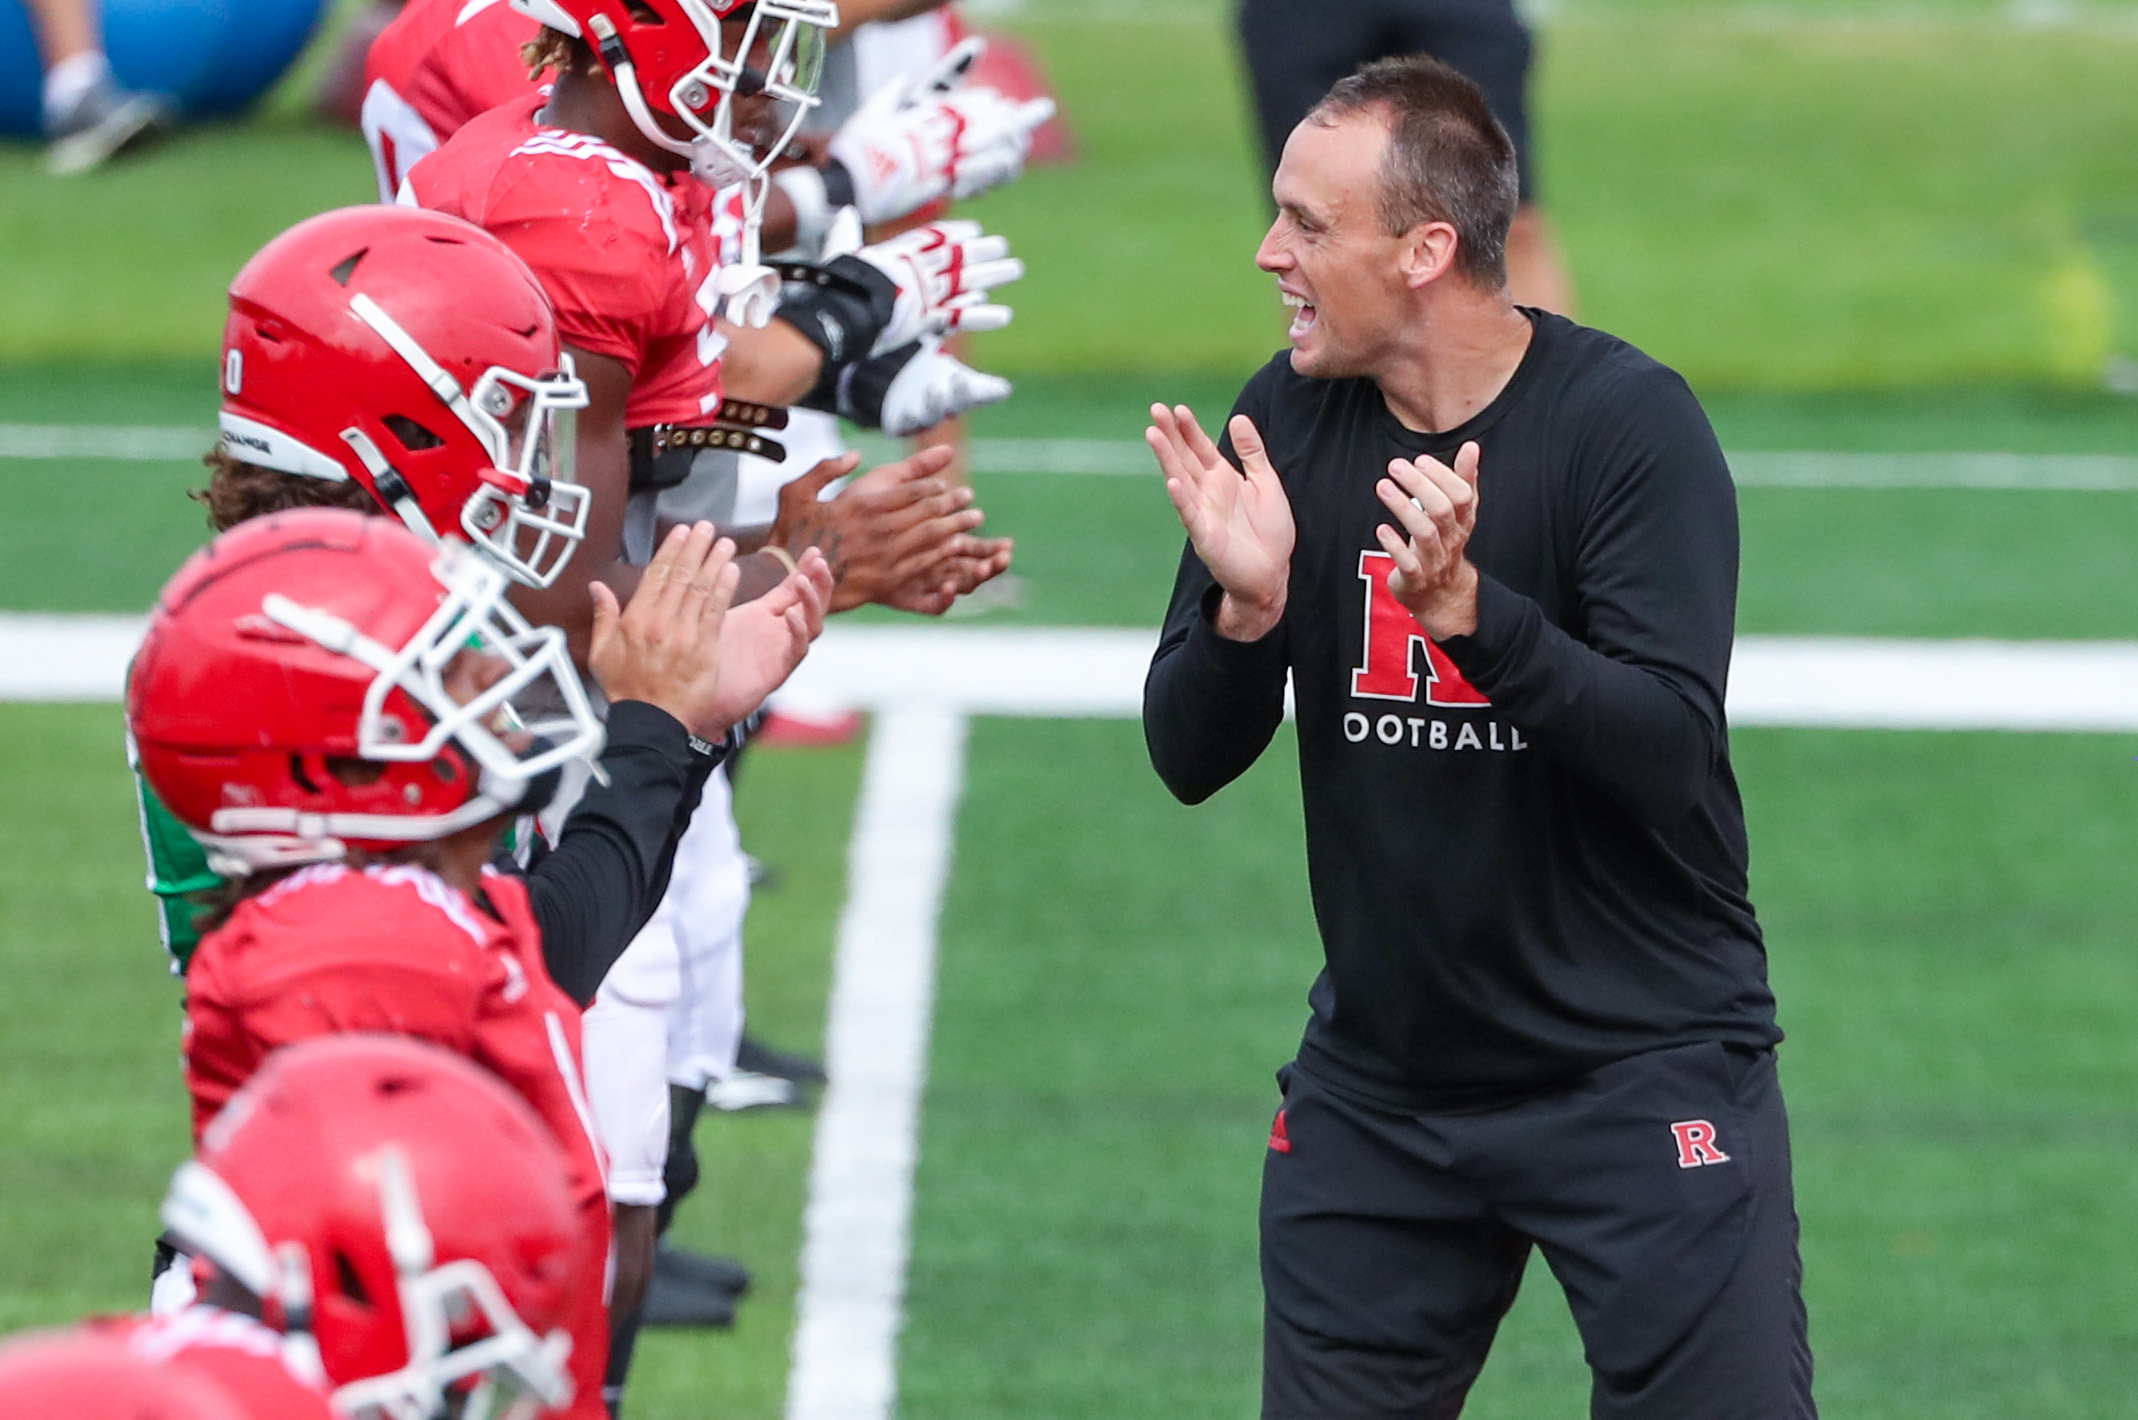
(1258, 114, 1417, 380)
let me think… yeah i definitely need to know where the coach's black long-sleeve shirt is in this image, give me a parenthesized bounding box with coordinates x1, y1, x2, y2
(1145, 312, 1780, 1111)
(517, 699, 723, 1005)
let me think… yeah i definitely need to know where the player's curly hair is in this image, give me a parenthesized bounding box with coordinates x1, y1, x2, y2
(192, 447, 376, 533)
(521, 25, 595, 79)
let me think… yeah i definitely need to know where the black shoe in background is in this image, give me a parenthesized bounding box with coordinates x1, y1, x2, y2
(640, 1249, 742, 1329)
(735, 1035, 826, 1086)
(656, 1245, 752, 1297)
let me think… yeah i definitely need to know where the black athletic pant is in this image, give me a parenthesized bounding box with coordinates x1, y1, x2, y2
(1236, 0, 1537, 198)
(1261, 1043, 1815, 1418)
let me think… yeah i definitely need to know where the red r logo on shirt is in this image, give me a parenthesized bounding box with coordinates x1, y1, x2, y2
(1351, 550, 1490, 707)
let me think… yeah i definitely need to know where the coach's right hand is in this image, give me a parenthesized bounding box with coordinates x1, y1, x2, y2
(588, 520, 735, 730)
(1148, 405, 1296, 642)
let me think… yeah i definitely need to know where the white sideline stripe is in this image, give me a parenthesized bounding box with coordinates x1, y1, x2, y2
(13, 424, 2138, 491)
(0, 425, 209, 461)
(17, 617, 2138, 730)
(786, 709, 968, 1420)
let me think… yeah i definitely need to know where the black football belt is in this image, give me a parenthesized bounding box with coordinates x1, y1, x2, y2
(627, 399, 790, 492)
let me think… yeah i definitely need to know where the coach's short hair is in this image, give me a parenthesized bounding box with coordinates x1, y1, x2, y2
(1308, 55, 1521, 288)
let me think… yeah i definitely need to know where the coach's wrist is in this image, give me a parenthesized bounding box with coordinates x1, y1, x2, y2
(1215, 585, 1287, 642)
(1410, 561, 1480, 641)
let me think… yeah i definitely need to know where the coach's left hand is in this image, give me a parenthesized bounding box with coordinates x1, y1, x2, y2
(1376, 441, 1482, 640)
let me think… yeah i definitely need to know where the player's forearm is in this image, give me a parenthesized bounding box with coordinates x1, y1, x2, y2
(720, 319, 824, 407)
(513, 556, 644, 668)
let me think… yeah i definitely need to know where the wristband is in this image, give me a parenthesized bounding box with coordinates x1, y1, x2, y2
(798, 340, 923, 429)
(771, 164, 835, 257)
(818, 158, 857, 212)
(772, 255, 898, 371)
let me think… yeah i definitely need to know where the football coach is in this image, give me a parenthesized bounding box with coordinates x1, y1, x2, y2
(1142, 55, 1814, 1419)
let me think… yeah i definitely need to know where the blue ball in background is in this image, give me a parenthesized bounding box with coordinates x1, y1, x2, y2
(0, 0, 332, 137)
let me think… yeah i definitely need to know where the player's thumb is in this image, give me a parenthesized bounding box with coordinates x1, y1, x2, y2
(589, 581, 621, 655)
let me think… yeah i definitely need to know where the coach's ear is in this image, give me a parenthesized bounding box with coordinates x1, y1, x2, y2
(1400, 220, 1461, 291)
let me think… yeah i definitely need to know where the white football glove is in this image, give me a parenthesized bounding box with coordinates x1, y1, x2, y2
(877, 338, 1013, 437)
(825, 38, 1057, 226)
(848, 219, 1024, 358)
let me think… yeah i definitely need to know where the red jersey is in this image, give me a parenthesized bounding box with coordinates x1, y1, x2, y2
(90, 1309, 334, 1420)
(408, 95, 748, 429)
(360, 0, 538, 200)
(183, 862, 610, 1420)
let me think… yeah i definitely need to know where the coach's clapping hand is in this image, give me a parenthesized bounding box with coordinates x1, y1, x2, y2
(701, 547, 835, 734)
(589, 520, 737, 729)
(1375, 442, 1481, 641)
(1148, 404, 1296, 642)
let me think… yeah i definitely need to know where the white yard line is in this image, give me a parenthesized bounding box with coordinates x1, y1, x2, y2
(12, 425, 2138, 490)
(786, 709, 969, 1420)
(15, 618, 2138, 730)
(0, 425, 211, 461)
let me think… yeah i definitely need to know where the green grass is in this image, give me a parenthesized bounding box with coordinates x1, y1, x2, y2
(9, 3, 2138, 386)
(902, 718, 2138, 1419)
(630, 741, 865, 1420)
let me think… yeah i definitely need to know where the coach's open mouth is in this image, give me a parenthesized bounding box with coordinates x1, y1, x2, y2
(1281, 290, 1317, 339)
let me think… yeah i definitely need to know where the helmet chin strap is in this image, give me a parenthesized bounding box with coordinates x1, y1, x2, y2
(581, 14, 791, 325)
(341, 427, 442, 547)
(587, 15, 695, 159)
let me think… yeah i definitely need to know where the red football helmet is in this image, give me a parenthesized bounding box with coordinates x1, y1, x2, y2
(0, 1333, 254, 1420)
(127, 508, 602, 875)
(221, 205, 591, 589)
(513, 0, 834, 300)
(90, 1311, 337, 1420)
(161, 1036, 585, 1420)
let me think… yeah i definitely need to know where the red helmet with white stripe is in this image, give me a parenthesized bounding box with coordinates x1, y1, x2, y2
(127, 508, 601, 875)
(161, 1036, 585, 1420)
(514, 0, 832, 169)
(513, 0, 835, 299)
(220, 205, 591, 589)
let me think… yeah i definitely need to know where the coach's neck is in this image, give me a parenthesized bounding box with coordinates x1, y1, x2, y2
(1377, 266, 1534, 437)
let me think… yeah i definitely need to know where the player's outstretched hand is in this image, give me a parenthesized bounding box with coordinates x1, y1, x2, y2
(699, 548, 835, 735)
(1148, 405, 1295, 640)
(1374, 441, 1481, 640)
(768, 444, 997, 612)
(828, 38, 1056, 225)
(875, 340, 1012, 437)
(857, 222, 1024, 357)
(589, 520, 736, 728)
(878, 535, 1017, 616)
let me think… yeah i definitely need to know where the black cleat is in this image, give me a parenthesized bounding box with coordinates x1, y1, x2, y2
(655, 1245, 751, 1297)
(639, 1253, 740, 1329)
(735, 1035, 826, 1086)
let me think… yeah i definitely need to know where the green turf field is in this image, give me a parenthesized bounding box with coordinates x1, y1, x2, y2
(4, 0, 2138, 1415)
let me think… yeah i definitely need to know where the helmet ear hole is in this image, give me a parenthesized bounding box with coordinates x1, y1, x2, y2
(624, 0, 663, 23)
(332, 1249, 373, 1308)
(383, 415, 446, 452)
(289, 755, 322, 796)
